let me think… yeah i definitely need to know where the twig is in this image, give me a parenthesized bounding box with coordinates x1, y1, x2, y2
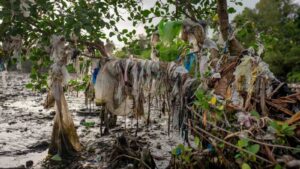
(267, 82, 284, 99)
(265, 100, 294, 116)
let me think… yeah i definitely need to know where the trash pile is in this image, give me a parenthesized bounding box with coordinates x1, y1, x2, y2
(93, 18, 300, 168)
(168, 20, 300, 168)
(181, 51, 300, 168)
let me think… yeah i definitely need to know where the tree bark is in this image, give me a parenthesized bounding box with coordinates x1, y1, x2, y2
(217, 0, 244, 56)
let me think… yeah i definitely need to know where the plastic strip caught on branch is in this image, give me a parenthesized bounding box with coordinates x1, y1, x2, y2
(46, 35, 81, 158)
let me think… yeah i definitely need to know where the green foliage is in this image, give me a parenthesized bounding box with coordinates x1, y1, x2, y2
(241, 163, 251, 169)
(115, 20, 189, 62)
(51, 154, 62, 161)
(274, 164, 283, 169)
(114, 35, 151, 59)
(66, 64, 76, 73)
(171, 144, 193, 165)
(194, 136, 200, 148)
(114, 50, 128, 59)
(287, 72, 300, 83)
(24, 47, 52, 91)
(81, 121, 95, 128)
(228, 7, 237, 14)
(155, 20, 191, 62)
(194, 89, 225, 122)
(68, 75, 89, 92)
(269, 121, 295, 137)
(156, 39, 189, 62)
(235, 138, 260, 162)
(158, 20, 183, 45)
(194, 89, 211, 110)
(233, 0, 300, 81)
(250, 111, 260, 119)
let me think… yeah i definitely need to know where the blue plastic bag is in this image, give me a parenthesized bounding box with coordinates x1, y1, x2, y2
(92, 67, 100, 84)
(184, 52, 196, 72)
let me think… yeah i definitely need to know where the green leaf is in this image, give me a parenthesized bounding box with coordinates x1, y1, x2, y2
(241, 163, 251, 169)
(250, 111, 260, 119)
(236, 2, 243, 6)
(247, 144, 260, 154)
(228, 7, 236, 14)
(177, 144, 185, 151)
(234, 153, 241, 159)
(82, 121, 95, 128)
(51, 154, 62, 161)
(185, 147, 192, 152)
(158, 20, 183, 45)
(171, 148, 176, 155)
(269, 121, 295, 136)
(109, 20, 115, 25)
(109, 32, 115, 37)
(25, 83, 34, 89)
(274, 164, 282, 169)
(237, 139, 249, 148)
(141, 9, 151, 17)
(182, 154, 190, 162)
(269, 121, 280, 131)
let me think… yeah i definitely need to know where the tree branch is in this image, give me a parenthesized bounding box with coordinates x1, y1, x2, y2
(217, 0, 244, 56)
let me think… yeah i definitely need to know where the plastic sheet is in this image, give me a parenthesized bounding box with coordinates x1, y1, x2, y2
(203, 38, 218, 50)
(257, 59, 276, 80)
(233, 56, 253, 92)
(108, 96, 133, 116)
(174, 66, 188, 75)
(199, 55, 209, 77)
(95, 60, 118, 105)
(231, 87, 244, 107)
(50, 35, 65, 62)
(47, 35, 81, 156)
(49, 81, 81, 155)
(95, 59, 134, 116)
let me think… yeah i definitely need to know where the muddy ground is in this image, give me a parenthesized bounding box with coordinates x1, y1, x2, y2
(0, 72, 184, 169)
